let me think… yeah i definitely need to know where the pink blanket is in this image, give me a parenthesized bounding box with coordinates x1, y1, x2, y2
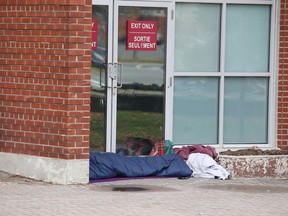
(174, 145, 218, 160)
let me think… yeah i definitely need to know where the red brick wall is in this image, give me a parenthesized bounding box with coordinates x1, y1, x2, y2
(278, 0, 288, 150)
(0, 0, 92, 159)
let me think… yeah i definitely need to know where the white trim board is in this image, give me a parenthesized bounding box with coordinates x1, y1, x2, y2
(0, 152, 89, 185)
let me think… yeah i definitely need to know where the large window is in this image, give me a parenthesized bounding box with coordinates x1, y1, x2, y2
(173, 0, 275, 148)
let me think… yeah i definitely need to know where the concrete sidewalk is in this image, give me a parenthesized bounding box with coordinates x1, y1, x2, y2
(0, 171, 287, 216)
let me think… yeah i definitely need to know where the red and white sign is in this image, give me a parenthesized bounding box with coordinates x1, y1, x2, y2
(91, 20, 98, 50)
(126, 20, 158, 51)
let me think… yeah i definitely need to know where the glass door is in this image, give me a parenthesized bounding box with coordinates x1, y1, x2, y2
(91, 0, 174, 154)
(91, 0, 113, 152)
(114, 1, 173, 154)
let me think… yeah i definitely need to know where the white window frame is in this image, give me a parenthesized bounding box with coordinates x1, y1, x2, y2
(173, 0, 279, 149)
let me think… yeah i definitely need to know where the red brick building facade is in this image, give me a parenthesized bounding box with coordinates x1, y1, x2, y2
(278, 0, 288, 150)
(0, 0, 287, 184)
(0, 0, 92, 184)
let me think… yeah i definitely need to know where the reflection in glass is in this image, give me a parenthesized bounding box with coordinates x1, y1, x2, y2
(173, 77, 219, 144)
(90, 5, 108, 152)
(224, 77, 268, 143)
(116, 7, 167, 150)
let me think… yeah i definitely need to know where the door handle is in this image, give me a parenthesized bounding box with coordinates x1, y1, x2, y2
(105, 63, 118, 89)
(109, 63, 117, 79)
(107, 63, 123, 88)
(117, 63, 123, 88)
(100, 63, 106, 87)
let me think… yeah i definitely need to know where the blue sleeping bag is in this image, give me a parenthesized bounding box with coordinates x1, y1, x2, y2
(89, 152, 192, 180)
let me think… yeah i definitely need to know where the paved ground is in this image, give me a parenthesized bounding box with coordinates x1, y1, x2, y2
(0, 171, 287, 216)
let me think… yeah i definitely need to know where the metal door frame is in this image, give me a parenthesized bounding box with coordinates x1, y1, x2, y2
(92, 0, 175, 152)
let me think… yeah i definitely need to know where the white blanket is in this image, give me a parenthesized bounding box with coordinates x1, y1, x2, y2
(186, 153, 230, 180)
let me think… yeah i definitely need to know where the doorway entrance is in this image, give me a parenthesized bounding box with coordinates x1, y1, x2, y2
(90, 0, 174, 153)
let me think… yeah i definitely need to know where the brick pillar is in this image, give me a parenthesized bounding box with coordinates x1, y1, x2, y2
(278, 0, 288, 150)
(0, 0, 92, 184)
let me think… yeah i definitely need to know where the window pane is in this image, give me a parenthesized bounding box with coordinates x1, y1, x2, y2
(174, 3, 221, 72)
(225, 5, 270, 72)
(224, 77, 268, 143)
(173, 77, 219, 144)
